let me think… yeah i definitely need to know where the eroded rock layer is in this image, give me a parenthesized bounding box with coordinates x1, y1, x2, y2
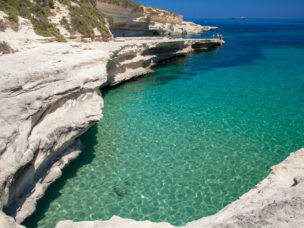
(96, 1, 217, 37)
(0, 37, 224, 227)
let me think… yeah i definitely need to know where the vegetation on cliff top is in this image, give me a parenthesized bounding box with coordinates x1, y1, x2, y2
(97, 0, 143, 12)
(0, 0, 111, 41)
(58, 0, 111, 38)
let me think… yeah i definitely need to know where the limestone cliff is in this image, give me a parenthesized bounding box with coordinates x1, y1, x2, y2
(0, 34, 224, 227)
(96, 0, 217, 37)
(0, 0, 215, 46)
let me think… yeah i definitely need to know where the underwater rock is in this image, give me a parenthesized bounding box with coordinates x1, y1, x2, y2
(113, 181, 130, 197)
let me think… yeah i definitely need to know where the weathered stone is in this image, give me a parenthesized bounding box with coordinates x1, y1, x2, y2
(0, 31, 224, 226)
(96, 1, 217, 37)
(0, 211, 24, 228)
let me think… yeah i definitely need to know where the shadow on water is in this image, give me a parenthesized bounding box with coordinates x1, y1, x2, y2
(22, 124, 99, 228)
(103, 28, 304, 97)
(101, 54, 195, 96)
(100, 87, 111, 99)
(102, 44, 243, 95)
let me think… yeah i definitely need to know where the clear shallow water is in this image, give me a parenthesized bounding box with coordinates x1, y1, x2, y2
(24, 19, 304, 228)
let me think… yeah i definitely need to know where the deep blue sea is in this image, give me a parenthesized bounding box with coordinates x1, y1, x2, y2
(24, 19, 304, 228)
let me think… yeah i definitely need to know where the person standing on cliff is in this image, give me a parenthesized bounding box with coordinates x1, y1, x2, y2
(213, 34, 215, 39)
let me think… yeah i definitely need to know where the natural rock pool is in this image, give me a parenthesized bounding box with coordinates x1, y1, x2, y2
(24, 19, 304, 228)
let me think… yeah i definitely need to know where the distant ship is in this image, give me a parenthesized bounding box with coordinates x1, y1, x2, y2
(232, 16, 247, 20)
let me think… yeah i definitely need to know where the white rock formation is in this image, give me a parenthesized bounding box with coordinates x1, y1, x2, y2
(0, 41, 108, 223)
(0, 12, 45, 52)
(96, 1, 217, 37)
(0, 33, 224, 227)
(0, 211, 24, 228)
(148, 21, 217, 36)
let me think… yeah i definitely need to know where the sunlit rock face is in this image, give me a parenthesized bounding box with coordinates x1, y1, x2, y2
(96, 1, 217, 37)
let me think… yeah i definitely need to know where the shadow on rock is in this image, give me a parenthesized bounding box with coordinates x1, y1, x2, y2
(22, 124, 99, 228)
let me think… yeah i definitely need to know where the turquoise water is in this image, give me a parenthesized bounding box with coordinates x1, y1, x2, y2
(24, 19, 304, 228)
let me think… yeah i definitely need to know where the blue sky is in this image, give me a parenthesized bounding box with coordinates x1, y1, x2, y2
(134, 0, 304, 18)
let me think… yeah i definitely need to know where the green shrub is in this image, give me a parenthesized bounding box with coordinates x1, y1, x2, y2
(81, 37, 88, 43)
(105, 15, 114, 26)
(55, 32, 67, 42)
(0, 0, 32, 23)
(58, 0, 71, 6)
(31, 17, 67, 42)
(34, 0, 55, 9)
(99, 0, 143, 12)
(60, 16, 73, 33)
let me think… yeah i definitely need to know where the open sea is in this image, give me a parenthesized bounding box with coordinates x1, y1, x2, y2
(23, 19, 304, 227)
